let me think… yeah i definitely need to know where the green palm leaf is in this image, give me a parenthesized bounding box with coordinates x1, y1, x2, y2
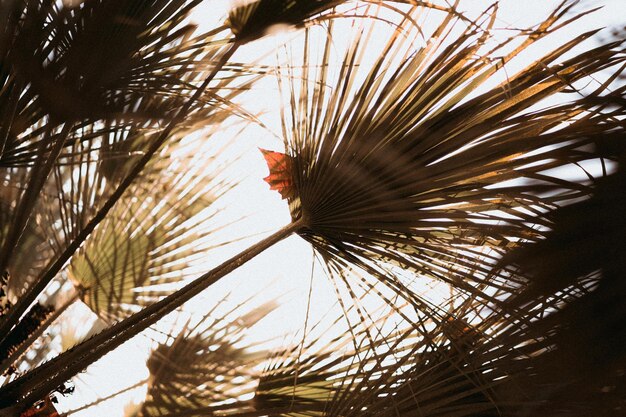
(0, 190, 51, 296)
(0, 0, 241, 339)
(66, 134, 243, 321)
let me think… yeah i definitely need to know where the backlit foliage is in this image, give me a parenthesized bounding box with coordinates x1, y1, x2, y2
(0, 1, 624, 416)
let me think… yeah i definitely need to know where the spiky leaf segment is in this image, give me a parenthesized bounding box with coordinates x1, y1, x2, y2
(226, 0, 482, 44)
(0, 0, 219, 128)
(248, 299, 497, 417)
(275, 2, 626, 306)
(0, 302, 54, 369)
(0, 198, 52, 299)
(248, 276, 625, 417)
(0, 271, 11, 317)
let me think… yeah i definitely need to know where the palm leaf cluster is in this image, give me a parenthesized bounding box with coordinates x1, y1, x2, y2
(254, 305, 497, 417)
(1, 0, 218, 126)
(0, 0, 252, 409)
(149, 292, 590, 417)
(230, 275, 622, 417)
(0, 0, 623, 416)
(0, 0, 239, 328)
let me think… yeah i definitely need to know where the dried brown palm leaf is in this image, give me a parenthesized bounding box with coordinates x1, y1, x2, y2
(242, 297, 492, 417)
(248, 277, 623, 417)
(224, 0, 469, 43)
(494, 152, 626, 416)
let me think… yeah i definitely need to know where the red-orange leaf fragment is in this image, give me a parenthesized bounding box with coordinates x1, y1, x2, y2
(260, 148, 293, 199)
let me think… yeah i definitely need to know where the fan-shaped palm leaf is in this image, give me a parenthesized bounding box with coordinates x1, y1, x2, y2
(494, 155, 626, 415)
(226, 0, 346, 43)
(66, 134, 241, 321)
(2, 2, 624, 413)
(0, 189, 52, 297)
(1, 0, 216, 127)
(0, 65, 250, 377)
(271, 2, 625, 307)
(246, 299, 485, 416)
(249, 279, 622, 417)
(135, 298, 277, 416)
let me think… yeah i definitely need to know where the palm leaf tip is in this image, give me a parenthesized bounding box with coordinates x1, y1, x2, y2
(226, 0, 343, 42)
(272, 5, 626, 293)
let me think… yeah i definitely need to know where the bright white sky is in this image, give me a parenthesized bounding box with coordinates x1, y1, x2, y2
(52, 1, 625, 415)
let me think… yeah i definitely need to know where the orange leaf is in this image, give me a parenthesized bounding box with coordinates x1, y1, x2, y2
(260, 148, 293, 200)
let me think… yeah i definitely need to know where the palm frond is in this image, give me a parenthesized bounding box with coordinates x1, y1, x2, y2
(64, 131, 246, 321)
(249, 276, 623, 417)
(272, 2, 625, 305)
(0, 192, 52, 297)
(2, 3, 624, 415)
(249, 299, 487, 417)
(135, 297, 277, 416)
(1, 0, 221, 128)
(495, 154, 626, 415)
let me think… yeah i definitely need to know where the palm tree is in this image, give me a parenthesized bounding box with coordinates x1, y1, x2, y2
(0, 0, 624, 415)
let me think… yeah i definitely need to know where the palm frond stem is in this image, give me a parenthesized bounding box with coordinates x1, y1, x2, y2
(61, 378, 148, 417)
